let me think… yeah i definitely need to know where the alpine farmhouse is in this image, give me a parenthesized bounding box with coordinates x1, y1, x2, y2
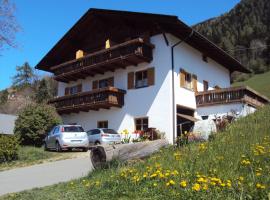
(36, 9, 269, 143)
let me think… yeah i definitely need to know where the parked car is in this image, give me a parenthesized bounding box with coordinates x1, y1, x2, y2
(87, 128, 121, 145)
(44, 125, 89, 152)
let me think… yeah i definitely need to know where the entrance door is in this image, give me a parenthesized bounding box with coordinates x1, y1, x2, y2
(176, 105, 197, 137)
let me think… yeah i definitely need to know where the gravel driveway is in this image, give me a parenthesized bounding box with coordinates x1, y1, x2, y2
(0, 152, 93, 196)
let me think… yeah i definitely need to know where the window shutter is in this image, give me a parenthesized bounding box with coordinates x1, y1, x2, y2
(77, 84, 82, 93)
(64, 87, 69, 95)
(92, 80, 98, 90)
(147, 67, 155, 86)
(108, 77, 114, 87)
(180, 69, 185, 87)
(127, 72, 134, 89)
(192, 75, 198, 92)
(203, 80, 209, 91)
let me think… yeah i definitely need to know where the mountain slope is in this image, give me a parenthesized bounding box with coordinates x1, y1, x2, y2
(233, 70, 270, 98)
(194, 0, 270, 78)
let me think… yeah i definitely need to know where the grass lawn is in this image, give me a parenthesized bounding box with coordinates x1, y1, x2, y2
(0, 146, 85, 172)
(233, 71, 270, 98)
(1, 106, 270, 199)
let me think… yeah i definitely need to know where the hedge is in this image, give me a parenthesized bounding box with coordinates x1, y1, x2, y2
(0, 134, 19, 163)
(14, 104, 62, 146)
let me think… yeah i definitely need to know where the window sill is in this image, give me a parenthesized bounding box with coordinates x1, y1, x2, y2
(135, 85, 149, 89)
(181, 86, 194, 92)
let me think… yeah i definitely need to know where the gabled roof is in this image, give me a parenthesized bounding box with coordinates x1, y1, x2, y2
(36, 8, 250, 73)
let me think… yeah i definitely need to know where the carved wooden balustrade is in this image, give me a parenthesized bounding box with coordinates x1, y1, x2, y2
(49, 87, 126, 114)
(195, 86, 269, 108)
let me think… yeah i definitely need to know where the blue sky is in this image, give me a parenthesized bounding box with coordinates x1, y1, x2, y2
(0, 0, 240, 90)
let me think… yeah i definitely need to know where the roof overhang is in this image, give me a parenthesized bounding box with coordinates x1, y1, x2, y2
(35, 8, 250, 74)
(177, 113, 199, 122)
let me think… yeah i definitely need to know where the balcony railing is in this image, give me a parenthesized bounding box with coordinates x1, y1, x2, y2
(195, 86, 269, 108)
(51, 38, 154, 82)
(49, 87, 126, 114)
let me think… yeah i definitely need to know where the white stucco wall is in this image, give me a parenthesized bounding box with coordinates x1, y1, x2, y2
(197, 103, 257, 119)
(166, 33, 231, 110)
(59, 34, 174, 143)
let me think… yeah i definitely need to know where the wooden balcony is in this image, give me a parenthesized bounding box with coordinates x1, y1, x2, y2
(51, 38, 154, 82)
(195, 86, 269, 108)
(49, 87, 126, 114)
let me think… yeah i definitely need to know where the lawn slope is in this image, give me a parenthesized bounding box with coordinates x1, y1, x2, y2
(0, 147, 85, 172)
(2, 106, 270, 200)
(233, 71, 270, 98)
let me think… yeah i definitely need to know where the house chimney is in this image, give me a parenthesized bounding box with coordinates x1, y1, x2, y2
(76, 50, 84, 59)
(105, 39, 111, 49)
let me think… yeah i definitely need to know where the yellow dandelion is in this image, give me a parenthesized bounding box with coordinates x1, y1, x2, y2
(256, 183, 266, 189)
(202, 184, 208, 191)
(238, 176, 244, 181)
(180, 180, 187, 188)
(256, 172, 261, 176)
(166, 180, 176, 186)
(192, 183, 201, 191)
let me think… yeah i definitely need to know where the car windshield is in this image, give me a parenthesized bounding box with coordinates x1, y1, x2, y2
(102, 129, 118, 134)
(64, 126, 84, 132)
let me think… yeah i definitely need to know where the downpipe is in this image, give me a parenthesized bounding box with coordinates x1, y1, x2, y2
(171, 30, 194, 144)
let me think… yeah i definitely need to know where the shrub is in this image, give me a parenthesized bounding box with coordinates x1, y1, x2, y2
(0, 134, 19, 163)
(14, 104, 62, 146)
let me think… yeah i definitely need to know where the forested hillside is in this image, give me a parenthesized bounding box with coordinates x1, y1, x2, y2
(0, 62, 57, 115)
(194, 0, 270, 81)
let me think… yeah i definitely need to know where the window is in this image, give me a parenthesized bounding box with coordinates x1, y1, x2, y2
(88, 129, 101, 135)
(53, 126, 59, 134)
(99, 79, 109, 88)
(65, 84, 82, 95)
(70, 86, 79, 95)
(102, 129, 118, 134)
(180, 69, 197, 91)
(201, 116, 209, 120)
(93, 77, 114, 90)
(135, 70, 148, 88)
(128, 68, 155, 89)
(97, 121, 108, 128)
(49, 127, 56, 136)
(203, 80, 209, 91)
(135, 117, 148, 131)
(63, 126, 84, 132)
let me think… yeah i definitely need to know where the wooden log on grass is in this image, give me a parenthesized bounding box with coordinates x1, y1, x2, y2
(90, 139, 169, 169)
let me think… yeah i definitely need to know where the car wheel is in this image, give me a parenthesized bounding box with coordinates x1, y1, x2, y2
(44, 143, 49, 151)
(56, 142, 62, 152)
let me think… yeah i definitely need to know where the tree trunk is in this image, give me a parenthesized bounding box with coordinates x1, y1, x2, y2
(90, 139, 168, 169)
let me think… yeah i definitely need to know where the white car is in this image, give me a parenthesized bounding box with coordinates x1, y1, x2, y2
(87, 128, 121, 145)
(44, 125, 89, 152)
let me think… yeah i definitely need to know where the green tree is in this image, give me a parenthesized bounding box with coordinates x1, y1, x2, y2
(35, 78, 52, 104)
(0, 89, 8, 104)
(14, 104, 62, 146)
(12, 62, 35, 88)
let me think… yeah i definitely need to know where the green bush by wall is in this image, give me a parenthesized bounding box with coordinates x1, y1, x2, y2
(0, 134, 19, 163)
